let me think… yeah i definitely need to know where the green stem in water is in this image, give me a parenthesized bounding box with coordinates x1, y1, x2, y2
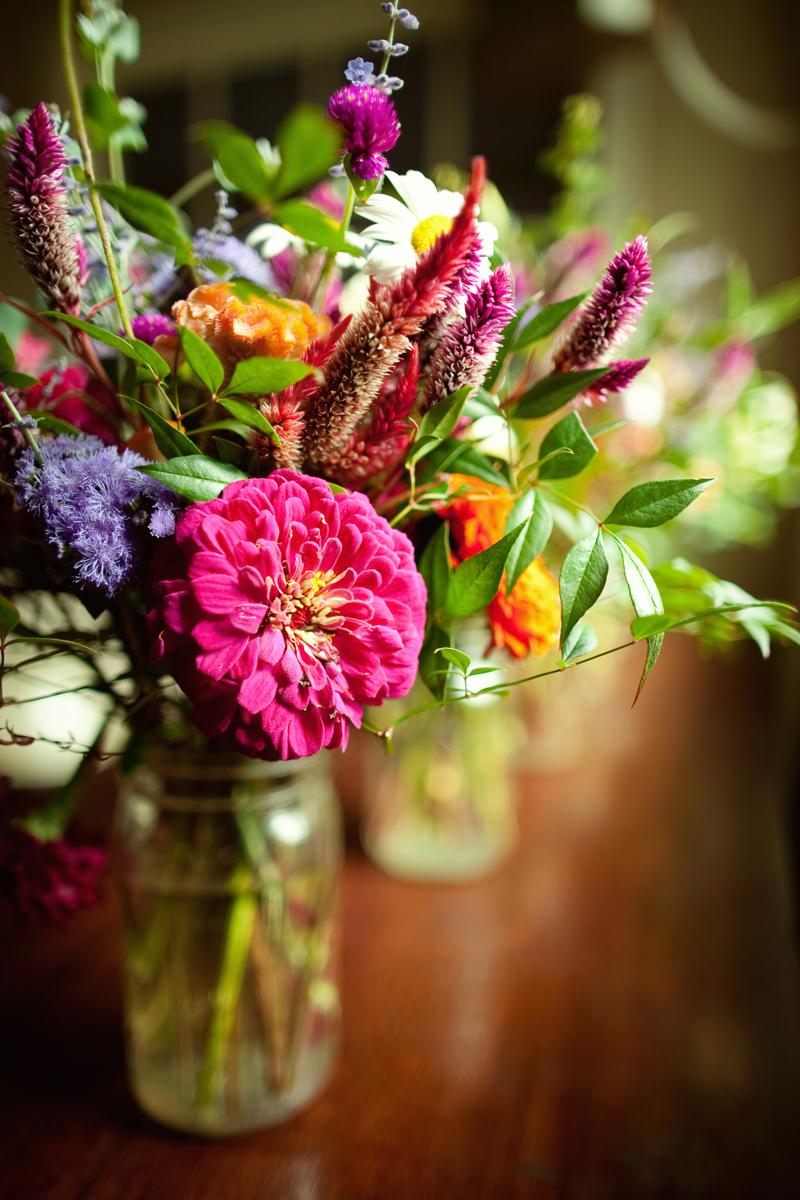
(195, 867, 258, 1109)
(58, 0, 134, 339)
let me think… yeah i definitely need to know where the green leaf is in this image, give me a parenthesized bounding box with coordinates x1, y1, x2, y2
(28, 410, 83, 437)
(559, 527, 608, 649)
(0, 594, 20, 639)
(272, 200, 361, 255)
(604, 478, 714, 528)
(504, 490, 553, 594)
(196, 121, 274, 203)
(222, 357, 315, 397)
(512, 292, 586, 351)
(217, 397, 280, 445)
(737, 278, 800, 340)
(0, 371, 38, 388)
(561, 622, 597, 662)
(83, 83, 143, 152)
(446, 523, 526, 619)
(96, 182, 191, 254)
(613, 535, 665, 699)
(131, 338, 170, 379)
(537, 411, 597, 480)
(125, 397, 198, 458)
(514, 367, 609, 419)
(418, 522, 452, 622)
(418, 387, 472, 442)
(437, 646, 472, 674)
(274, 106, 341, 200)
(415, 440, 510, 489)
(0, 331, 16, 373)
(43, 312, 140, 359)
(138, 455, 246, 502)
(180, 326, 224, 394)
(483, 300, 535, 389)
(419, 624, 451, 699)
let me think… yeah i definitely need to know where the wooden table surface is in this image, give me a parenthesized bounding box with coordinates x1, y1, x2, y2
(2, 639, 799, 1199)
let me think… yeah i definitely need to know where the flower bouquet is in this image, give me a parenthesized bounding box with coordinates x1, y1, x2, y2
(1, 0, 797, 1133)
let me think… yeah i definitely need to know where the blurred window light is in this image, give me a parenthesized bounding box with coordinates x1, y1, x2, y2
(578, 0, 654, 35)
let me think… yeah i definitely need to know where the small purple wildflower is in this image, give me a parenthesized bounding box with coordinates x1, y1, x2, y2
(327, 84, 401, 181)
(345, 57, 376, 85)
(15, 434, 182, 597)
(130, 312, 177, 344)
(425, 264, 517, 406)
(397, 9, 420, 30)
(555, 236, 652, 371)
(6, 103, 85, 315)
(368, 38, 392, 53)
(388, 43, 409, 56)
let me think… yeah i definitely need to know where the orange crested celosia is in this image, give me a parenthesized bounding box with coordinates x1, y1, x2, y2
(444, 474, 561, 659)
(166, 283, 330, 374)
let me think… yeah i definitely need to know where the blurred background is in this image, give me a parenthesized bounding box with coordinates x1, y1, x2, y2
(2, 2, 799, 1194)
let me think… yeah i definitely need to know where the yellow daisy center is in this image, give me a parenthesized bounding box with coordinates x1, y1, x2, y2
(411, 214, 454, 255)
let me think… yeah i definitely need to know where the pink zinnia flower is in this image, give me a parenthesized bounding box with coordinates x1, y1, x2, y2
(328, 84, 401, 180)
(149, 470, 427, 760)
(0, 826, 107, 925)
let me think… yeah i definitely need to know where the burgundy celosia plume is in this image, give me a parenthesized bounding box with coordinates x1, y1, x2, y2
(6, 103, 85, 315)
(148, 471, 427, 760)
(328, 84, 401, 180)
(554, 235, 652, 372)
(424, 264, 516, 408)
(0, 826, 106, 925)
(302, 156, 487, 473)
(331, 345, 420, 485)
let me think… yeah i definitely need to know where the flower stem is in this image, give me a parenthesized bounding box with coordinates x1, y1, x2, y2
(170, 168, 217, 210)
(58, 0, 134, 340)
(1, 391, 42, 463)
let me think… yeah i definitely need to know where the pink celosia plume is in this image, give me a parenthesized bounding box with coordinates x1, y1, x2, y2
(331, 345, 420, 485)
(148, 471, 427, 760)
(424, 264, 516, 408)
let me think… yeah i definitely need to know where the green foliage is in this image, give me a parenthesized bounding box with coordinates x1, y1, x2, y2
(559, 527, 608, 650)
(96, 182, 191, 255)
(418, 624, 451, 699)
(138, 455, 247, 502)
(537, 411, 597, 479)
(83, 84, 146, 153)
(221, 357, 316, 397)
(503, 490, 552, 594)
(604, 478, 714, 528)
(0, 594, 20, 640)
(418, 522, 452, 625)
(408, 387, 472, 464)
(272, 201, 360, 255)
(560, 622, 597, 662)
(217, 398, 280, 445)
(514, 368, 609, 420)
(273, 106, 341, 200)
(512, 293, 586, 352)
(0, 332, 15, 375)
(180, 327, 224, 395)
(446, 523, 525, 618)
(197, 121, 275, 203)
(415, 439, 510, 489)
(612, 534, 664, 698)
(125, 397, 198, 458)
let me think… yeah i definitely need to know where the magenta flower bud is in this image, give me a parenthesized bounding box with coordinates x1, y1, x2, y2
(327, 84, 401, 180)
(0, 826, 107, 925)
(129, 312, 177, 344)
(6, 103, 85, 315)
(555, 235, 652, 372)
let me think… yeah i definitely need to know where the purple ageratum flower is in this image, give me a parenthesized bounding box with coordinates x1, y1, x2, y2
(425, 264, 517, 407)
(327, 84, 401, 181)
(555, 235, 652, 372)
(193, 228, 275, 289)
(345, 57, 376, 85)
(130, 312, 177, 345)
(15, 434, 183, 597)
(6, 103, 85, 315)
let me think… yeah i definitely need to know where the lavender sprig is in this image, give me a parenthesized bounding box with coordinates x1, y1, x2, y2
(6, 103, 85, 315)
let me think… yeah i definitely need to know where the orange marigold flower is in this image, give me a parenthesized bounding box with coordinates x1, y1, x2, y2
(163, 283, 330, 377)
(444, 473, 560, 659)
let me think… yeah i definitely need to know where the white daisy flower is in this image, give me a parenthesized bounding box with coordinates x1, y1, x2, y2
(356, 170, 498, 283)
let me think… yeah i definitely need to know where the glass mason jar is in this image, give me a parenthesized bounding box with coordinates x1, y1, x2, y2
(114, 748, 342, 1136)
(359, 622, 525, 883)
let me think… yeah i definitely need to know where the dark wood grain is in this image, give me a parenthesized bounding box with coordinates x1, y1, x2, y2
(2, 638, 799, 1200)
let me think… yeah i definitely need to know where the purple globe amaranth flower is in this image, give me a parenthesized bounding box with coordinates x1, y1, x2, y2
(0, 826, 106, 925)
(15, 434, 183, 597)
(555, 235, 652, 372)
(327, 84, 401, 181)
(425, 264, 516, 407)
(6, 103, 85, 315)
(130, 312, 177, 344)
(582, 357, 650, 407)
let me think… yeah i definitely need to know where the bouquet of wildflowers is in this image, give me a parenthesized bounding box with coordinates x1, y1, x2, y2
(1, 0, 797, 921)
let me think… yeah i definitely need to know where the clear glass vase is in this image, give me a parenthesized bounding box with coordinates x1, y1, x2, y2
(114, 748, 342, 1136)
(359, 625, 524, 882)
